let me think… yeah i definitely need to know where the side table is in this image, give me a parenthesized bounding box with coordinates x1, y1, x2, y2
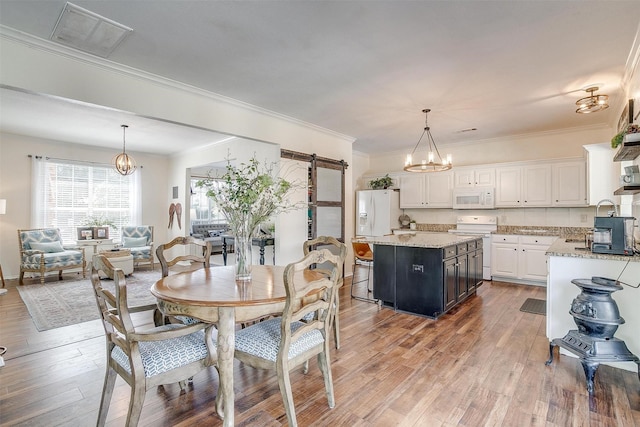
(96, 249, 134, 276)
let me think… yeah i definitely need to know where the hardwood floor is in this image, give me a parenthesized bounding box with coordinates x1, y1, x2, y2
(1, 269, 639, 426)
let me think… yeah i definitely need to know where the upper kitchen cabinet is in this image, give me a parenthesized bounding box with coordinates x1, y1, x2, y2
(454, 167, 495, 188)
(495, 164, 551, 207)
(399, 172, 453, 208)
(551, 161, 587, 206)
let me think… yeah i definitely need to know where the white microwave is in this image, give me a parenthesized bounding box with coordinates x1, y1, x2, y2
(452, 187, 495, 209)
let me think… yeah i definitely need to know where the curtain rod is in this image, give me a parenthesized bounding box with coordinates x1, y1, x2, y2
(27, 155, 143, 169)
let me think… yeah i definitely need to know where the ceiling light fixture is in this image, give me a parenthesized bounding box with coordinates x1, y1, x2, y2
(114, 124, 136, 176)
(404, 109, 452, 173)
(575, 86, 609, 114)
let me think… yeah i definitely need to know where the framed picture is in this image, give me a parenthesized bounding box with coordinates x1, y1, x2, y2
(617, 100, 631, 133)
(93, 227, 109, 239)
(77, 227, 93, 240)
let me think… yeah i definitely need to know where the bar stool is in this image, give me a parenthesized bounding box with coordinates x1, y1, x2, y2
(351, 240, 375, 302)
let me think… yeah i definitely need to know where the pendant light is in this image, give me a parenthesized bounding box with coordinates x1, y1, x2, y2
(404, 109, 452, 172)
(575, 86, 609, 114)
(114, 124, 136, 176)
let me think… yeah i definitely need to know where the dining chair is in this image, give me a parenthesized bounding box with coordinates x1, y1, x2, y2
(302, 236, 347, 349)
(155, 236, 212, 325)
(351, 239, 375, 302)
(233, 249, 341, 427)
(91, 254, 216, 427)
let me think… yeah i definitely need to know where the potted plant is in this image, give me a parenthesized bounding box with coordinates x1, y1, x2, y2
(409, 220, 417, 230)
(369, 174, 393, 190)
(611, 124, 640, 149)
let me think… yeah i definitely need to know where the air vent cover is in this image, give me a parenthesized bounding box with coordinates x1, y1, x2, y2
(50, 2, 132, 58)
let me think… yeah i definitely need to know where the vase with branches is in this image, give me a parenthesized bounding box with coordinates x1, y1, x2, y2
(197, 156, 301, 280)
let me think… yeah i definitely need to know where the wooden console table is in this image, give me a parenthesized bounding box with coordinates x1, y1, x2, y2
(221, 235, 275, 266)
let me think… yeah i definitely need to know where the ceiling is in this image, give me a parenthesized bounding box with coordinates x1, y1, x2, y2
(1, 1, 639, 156)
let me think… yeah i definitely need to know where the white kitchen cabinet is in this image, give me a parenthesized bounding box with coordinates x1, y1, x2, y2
(399, 175, 425, 207)
(491, 234, 557, 284)
(551, 161, 587, 206)
(454, 167, 495, 188)
(399, 172, 452, 208)
(495, 165, 551, 207)
(491, 235, 519, 278)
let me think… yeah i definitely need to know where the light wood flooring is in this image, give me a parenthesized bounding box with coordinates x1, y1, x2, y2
(1, 268, 639, 426)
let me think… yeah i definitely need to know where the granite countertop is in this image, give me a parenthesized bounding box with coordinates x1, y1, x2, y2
(546, 239, 640, 262)
(363, 232, 482, 248)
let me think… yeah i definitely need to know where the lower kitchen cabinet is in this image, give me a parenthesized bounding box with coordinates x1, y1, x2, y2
(373, 238, 482, 318)
(491, 234, 557, 284)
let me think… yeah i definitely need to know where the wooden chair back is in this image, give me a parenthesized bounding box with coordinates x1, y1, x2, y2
(281, 249, 341, 356)
(302, 236, 347, 281)
(155, 236, 212, 277)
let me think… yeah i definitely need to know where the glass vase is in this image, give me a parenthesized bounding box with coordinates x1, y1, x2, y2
(234, 233, 253, 281)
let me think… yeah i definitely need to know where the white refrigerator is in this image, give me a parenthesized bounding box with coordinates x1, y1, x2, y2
(356, 190, 402, 237)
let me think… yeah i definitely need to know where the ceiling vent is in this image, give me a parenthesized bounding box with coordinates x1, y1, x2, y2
(50, 2, 132, 58)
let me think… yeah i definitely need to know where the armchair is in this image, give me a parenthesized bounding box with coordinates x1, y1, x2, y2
(18, 228, 85, 285)
(121, 226, 154, 270)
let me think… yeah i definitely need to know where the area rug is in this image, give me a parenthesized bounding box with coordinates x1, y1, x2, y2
(17, 270, 160, 331)
(519, 298, 546, 315)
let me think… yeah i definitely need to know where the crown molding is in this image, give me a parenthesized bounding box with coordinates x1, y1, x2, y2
(0, 25, 355, 143)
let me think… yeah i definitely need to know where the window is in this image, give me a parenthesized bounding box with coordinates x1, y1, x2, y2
(190, 177, 227, 224)
(31, 157, 141, 242)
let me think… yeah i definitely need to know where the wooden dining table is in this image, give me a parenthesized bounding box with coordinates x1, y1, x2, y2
(150, 264, 324, 426)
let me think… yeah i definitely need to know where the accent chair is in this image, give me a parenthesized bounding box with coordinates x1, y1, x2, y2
(17, 228, 85, 285)
(121, 225, 154, 270)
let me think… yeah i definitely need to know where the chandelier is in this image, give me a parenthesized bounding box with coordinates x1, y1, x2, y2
(575, 86, 609, 114)
(114, 124, 136, 176)
(404, 109, 452, 173)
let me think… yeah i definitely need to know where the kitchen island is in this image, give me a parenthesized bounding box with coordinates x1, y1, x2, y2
(364, 232, 483, 318)
(546, 239, 640, 372)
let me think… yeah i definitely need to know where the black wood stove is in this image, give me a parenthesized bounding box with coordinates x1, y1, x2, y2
(545, 276, 640, 394)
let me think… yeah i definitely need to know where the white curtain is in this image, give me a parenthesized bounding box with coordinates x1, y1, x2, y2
(30, 155, 46, 228)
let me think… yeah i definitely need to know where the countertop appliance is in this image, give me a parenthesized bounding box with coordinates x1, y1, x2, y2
(356, 189, 402, 237)
(447, 215, 497, 280)
(591, 199, 636, 256)
(592, 216, 636, 256)
(452, 187, 495, 209)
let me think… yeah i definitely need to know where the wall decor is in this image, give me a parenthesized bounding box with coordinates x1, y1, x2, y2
(169, 203, 176, 228)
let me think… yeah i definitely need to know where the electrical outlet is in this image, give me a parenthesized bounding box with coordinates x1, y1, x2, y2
(580, 214, 588, 223)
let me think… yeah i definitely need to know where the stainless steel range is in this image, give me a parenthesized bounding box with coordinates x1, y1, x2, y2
(545, 276, 640, 394)
(448, 215, 497, 280)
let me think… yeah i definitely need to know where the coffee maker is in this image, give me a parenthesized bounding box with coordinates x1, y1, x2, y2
(592, 200, 636, 256)
(592, 216, 636, 255)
